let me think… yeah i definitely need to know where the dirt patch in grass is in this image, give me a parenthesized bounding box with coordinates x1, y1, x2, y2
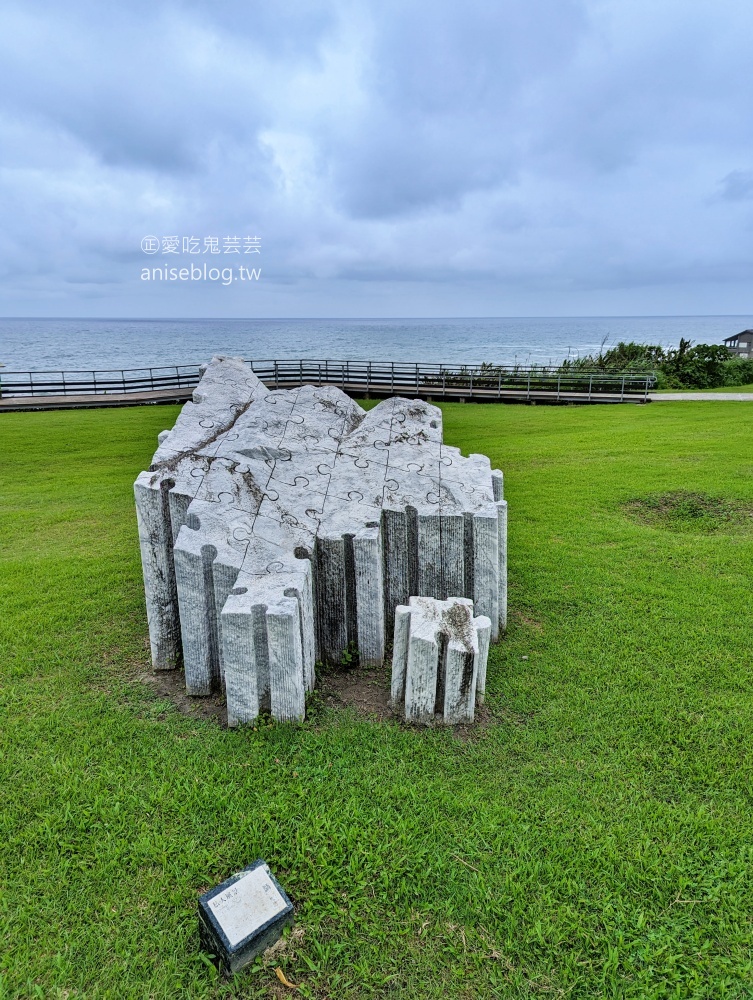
(127, 640, 496, 734)
(135, 656, 396, 727)
(622, 489, 753, 533)
(510, 609, 544, 631)
(138, 667, 229, 725)
(316, 658, 498, 738)
(316, 659, 393, 720)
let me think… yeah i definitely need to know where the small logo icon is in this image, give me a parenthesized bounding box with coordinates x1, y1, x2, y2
(141, 235, 160, 254)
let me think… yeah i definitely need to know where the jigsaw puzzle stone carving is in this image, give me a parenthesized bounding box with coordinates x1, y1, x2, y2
(134, 356, 507, 724)
(391, 597, 491, 724)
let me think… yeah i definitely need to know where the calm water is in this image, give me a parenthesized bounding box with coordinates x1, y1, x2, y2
(1, 316, 750, 372)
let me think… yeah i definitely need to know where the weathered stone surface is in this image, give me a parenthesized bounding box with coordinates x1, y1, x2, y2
(134, 355, 507, 724)
(390, 596, 491, 724)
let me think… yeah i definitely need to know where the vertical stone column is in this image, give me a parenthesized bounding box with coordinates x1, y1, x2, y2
(221, 589, 260, 725)
(134, 474, 182, 670)
(472, 511, 499, 641)
(416, 512, 443, 599)
(267, 596, 306, 722)
(492, 469, 507, 634)
(354, 523, 385, 666)
(174, 538, 221, 696)
(381, 507, 409, 638)
(222, 575, 309, 726)
(172, 502, 251, 696)
(314, 533, 348, 664)
(496, 499, 508, 634)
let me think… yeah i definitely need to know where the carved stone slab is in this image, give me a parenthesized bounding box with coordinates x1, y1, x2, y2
(134, 355, 507, 724)
(391, 596, 492, 724)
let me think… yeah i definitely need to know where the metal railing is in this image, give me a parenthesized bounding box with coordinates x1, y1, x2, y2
(0, 364, 203, 397)
(0, 359, 656, 401)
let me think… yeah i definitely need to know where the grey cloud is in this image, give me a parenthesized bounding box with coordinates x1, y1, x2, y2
(718, 170, 753, 202)
(323, 0, 587, 217)
(0, 2, 334, 174)
(1, 0, 753, 316)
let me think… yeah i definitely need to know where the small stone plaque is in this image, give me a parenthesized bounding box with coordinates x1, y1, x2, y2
(198, 860, 294, 973)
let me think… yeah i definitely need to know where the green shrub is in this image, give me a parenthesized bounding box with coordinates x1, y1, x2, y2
(557, 338, 746, 390)
(721, 356, 753, 386)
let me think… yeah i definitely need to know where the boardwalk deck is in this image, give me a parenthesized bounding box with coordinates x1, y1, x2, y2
(0, 359, 654, 410)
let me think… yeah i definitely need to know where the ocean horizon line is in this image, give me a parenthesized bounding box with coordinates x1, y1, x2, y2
(1, 313, 751, 322)
(3, 315, 750, 372)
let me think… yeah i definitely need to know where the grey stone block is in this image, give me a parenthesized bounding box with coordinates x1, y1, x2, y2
(135, 355, 507, 725)
(390, 596, 492, 724)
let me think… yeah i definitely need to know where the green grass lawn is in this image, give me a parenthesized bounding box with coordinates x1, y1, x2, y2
(2, 400, 753, 999)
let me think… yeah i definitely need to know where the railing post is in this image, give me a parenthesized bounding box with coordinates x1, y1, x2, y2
(443, 369, 446, 397)
(275, 361, 279, 389)
(498, 371, 501, 399)
(416, 363, 419, 393)
(588, 374, 593, 401)
(61, 371, 66, 396)
(391, 362, 394, 393)
(527, 370, 531, 400)
(556, 374, 561, 401)
(621, 376, 625, 401)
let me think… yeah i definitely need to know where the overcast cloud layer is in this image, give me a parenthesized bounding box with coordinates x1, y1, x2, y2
(1, 0, 753, 317)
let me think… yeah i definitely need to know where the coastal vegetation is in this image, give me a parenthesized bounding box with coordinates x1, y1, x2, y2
(559, 338, 753, 389)
(2, 401, 752, 998)
(443, 340, 753, 392)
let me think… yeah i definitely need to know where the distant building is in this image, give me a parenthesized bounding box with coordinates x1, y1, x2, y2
(724, 330, 753, 358)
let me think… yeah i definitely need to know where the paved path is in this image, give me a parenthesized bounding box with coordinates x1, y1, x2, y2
(650, 393, 753, 401)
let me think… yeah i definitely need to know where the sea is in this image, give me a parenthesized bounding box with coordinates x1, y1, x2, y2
(1, 316, 751, 373)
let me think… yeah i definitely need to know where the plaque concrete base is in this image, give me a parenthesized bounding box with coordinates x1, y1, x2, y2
(198, 860, 294, 974)
(391, 596, 491, 724)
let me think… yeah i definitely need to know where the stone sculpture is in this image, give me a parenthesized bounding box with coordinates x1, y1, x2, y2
(134, 356, 507, 724)
(391, 597, 491, 724)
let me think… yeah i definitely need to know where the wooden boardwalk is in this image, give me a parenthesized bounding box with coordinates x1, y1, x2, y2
(0, 387, 193, 412)
(0, 382, 650, 412)
(0, 359, 654, 411)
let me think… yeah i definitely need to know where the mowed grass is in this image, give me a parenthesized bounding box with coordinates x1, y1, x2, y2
(1, 400, 753, 999)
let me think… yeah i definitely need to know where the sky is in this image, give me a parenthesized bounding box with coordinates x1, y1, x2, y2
(1, 0, 753, 318)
